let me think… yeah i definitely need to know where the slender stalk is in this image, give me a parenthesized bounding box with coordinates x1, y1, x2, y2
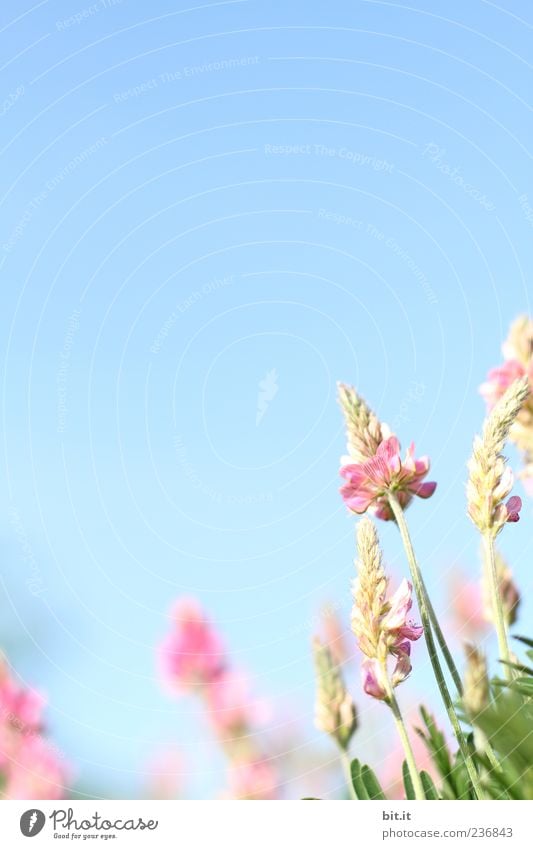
(483, 534, 512, 681)
(472, 727, 507, 796)
(387, 494, 484, 800)
(384, 676, 425, 800)
(339, 747, 357, 800)
(420, 574, 463, 694)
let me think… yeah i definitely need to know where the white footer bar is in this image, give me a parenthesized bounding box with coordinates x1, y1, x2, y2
(0, 800, 530, 848)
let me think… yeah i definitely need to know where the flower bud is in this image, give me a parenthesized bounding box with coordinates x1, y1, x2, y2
(313, 638, 358, 750)
(482, 549, 521, 628)
(463, 643, 489, 716)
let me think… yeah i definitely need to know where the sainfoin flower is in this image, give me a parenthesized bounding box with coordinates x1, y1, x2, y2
(0, 661, 44, 770)
(159, 598, 280, 799)
(480, 316, 533, 493)
(0, 656, 69, 799)
(158, 598, 226, 692)
(340, 436, 437, 521)
(467, 377, 529, 536)
(352, 519, 423, 700)
(2, 735, 68, 800)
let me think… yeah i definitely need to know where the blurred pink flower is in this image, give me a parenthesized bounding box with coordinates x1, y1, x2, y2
(448, 574, 488, 640)
(320, 605, 350, 666)
(0, 660, 45, 770)
(480, 360, 530, 410)
(158, 598, 226, 693)
(144, 748, 184, 800)
(340, 436, 436, 521)
(205, 670, 269, 738)
(228, 758, 279, 800)
(2, 734, 68, 800)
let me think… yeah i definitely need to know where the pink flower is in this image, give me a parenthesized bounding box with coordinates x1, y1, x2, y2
(205, 670, 269, 738)
(381, 580, 424, 644)
(361, 659, 387, 700)
(2, 734, 69, 800)
(354, 577, 423, 701)
(480, 360, 528, 409)
(158, 598, 226, 693)
(228, 758, 279, 800)
(340, 436, 437, 521)
(320, 605, 350, 666)
(501, 495, 522, 523)
(0, 661, 45, 770)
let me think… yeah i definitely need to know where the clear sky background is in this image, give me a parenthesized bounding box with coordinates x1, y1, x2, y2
(0, 0, 532, 799)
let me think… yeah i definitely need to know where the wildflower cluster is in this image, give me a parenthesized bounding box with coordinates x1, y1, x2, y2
(352, 519, 422, 700)
(159, 599, 278, 799)
(0, 656, 69, 799)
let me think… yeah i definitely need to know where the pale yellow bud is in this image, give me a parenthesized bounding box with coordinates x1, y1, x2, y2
(313, 638, 357, 750)
(463, 643, 489, 716)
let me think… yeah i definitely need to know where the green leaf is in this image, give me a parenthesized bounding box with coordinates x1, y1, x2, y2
(513, 635, 533, 650)
(512, 677, 533, 695)
(420, 771, 440, 800)
(350, 759, 369, 800)
(301, 797, 322, 800)
(361, 765, 386, 800)
(473, 687, 533, 800)
(402, 760, 415, 800)
(414, 706, 454, 793)
(499, 659, 533, 677)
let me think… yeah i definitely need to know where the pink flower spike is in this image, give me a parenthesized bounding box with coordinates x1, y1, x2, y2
(340, 436, 437, 521)
(505, 495, 522, 523)
(158, 598, 226, 693)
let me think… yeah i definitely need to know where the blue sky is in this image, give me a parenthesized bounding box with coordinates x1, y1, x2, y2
(0, 0, 532, 798)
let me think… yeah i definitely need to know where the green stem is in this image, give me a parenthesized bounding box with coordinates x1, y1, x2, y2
(472, 727, 507, 796)
(339, 747, 357, 800)
(385, 679, 425, 800)
(387, 494, 484, 800)
(420, 574, 463, 694)
(483, 534, 512, 681)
